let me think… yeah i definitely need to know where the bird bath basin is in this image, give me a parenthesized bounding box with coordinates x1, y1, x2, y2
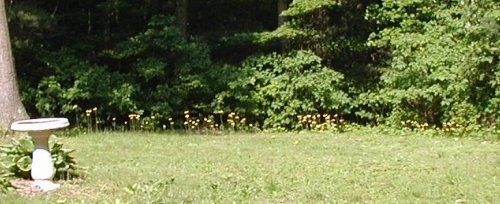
(10, 118, 70, 192)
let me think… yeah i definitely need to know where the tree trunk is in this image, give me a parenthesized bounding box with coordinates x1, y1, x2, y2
(0, 0, 29, 130)
(277, 0, 289, 51)
(176, 0, 188, 37)
(277, 0, 288, 26)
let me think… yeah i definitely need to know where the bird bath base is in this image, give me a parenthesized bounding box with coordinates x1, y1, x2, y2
(10, 118, 70, 192)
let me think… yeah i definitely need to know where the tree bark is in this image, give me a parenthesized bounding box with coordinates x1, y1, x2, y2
(277, 0, 288, 26)
(0, 0, 29, 130)
(176, 0, 188, 37)
(277, 0, 289, 51)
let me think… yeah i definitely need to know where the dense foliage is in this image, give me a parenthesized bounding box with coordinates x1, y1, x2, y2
(215, 50, 349, 129)
(0, 136, 79, 180)
(361, 0, 499, 127)
(0, 169, 14, 193)
(35, 16, 217, 118)
(6, 0, 499, 131)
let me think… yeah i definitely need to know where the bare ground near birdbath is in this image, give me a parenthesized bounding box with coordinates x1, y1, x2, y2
(10, 178, 100, 200)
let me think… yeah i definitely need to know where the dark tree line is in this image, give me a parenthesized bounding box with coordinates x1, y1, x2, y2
(4, 0, 499, 130)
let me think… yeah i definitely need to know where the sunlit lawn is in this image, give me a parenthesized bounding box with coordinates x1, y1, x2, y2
(1, 131, 499, 203)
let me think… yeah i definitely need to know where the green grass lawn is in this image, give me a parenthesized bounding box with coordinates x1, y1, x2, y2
(1, 131, 499, 203)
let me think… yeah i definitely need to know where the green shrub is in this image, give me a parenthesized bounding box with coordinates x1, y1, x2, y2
(215, 50, 350, 130)
(0, 167, 14, 194)
(32, 15, 222, 120)
(363, 0, 500, 126)
(102, 15, 216, 116)
(0, 136, 79, 180)
(0, 137, 33, 179)
(0, 177, 14, 194)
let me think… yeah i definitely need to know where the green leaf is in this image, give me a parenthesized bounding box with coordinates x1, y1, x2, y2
(1, 155, 17, 168)
(17, 138, 34, 153)
(16, 156, 31, 172)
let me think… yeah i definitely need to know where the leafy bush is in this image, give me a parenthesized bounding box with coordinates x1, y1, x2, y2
(0, 177, 14, 194)
(102, 15, 217, 116)
(0, 137, 33, 178)
(35, 49, 128, 117)
(50, 138, 79, 180)
(0, 166, 15, 194)
(363, 0, 500, 127)
(0, 136, 79, 180)
(31, 15, 223, 119)
(215, 50, 350, 129)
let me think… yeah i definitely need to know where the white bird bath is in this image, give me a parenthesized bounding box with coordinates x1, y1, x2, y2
(10, 118, 70, 192)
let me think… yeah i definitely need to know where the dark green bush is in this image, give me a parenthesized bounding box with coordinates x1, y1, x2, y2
(30, 15, 222, 119)
(362, 0, 500, 127)
(214, 50, 350, 129)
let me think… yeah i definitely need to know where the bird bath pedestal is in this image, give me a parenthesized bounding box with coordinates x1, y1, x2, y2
(10, 118, 70, 192)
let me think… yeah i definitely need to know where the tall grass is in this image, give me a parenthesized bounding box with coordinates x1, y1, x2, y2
(1, 131, 499, 203)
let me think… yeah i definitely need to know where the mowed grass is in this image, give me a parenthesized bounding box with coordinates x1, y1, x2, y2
(1, 131, 499, 203)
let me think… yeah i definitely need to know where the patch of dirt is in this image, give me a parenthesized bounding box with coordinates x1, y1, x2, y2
(10, 179, 44, 197)
(10, 178, 99, 199)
